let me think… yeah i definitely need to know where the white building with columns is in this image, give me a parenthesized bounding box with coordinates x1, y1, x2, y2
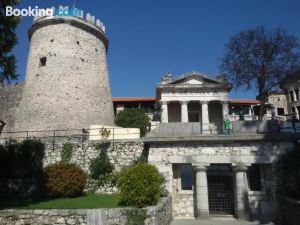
(146, 71, 297, 223)
(157, 71, 231, 133)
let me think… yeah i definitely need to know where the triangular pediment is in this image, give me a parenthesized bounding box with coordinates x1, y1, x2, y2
(160, 71, 222, 85)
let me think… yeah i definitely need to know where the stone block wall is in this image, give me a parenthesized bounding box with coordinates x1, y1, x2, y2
(0, 196, 172, 225)
(0, 83, 23, 133)
(148, 140, 295, 218)
(0, 140, 144, 197)
(44, 140, 144, 173)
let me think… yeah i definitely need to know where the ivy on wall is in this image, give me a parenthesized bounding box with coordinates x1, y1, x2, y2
(61, 143, 73, 164)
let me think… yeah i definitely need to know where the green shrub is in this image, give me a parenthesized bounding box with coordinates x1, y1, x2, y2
(117, 163, 164, 207)
(44, 163, 87, 197)
(115, 108, 149, 136)
(124, 208, 148, 225)
(61, 143, 73, 164)
(276, 148, 300, 199)
(90, 142, 114, 179)
(0, 139, 45, 179)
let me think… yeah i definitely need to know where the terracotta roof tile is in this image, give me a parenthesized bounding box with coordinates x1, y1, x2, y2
(112, 97, 157, 102)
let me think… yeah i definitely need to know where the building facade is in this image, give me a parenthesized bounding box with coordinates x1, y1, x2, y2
(145, 71, 295, 222)
(281, 72, 300, 119)
(156, 71, 231, 134)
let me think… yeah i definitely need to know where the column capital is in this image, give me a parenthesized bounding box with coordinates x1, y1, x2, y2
(179, 100, 188, 105)
(160, 100, 168, 105)
(199, 100, 209, 104)
(193, 163, 209, 172)
(233, 163, 249, 172)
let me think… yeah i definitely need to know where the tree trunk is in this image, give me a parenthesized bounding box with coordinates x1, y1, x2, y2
(0, 120, 6, 135)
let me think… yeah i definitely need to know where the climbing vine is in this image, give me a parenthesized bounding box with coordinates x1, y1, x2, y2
(61, 142, 73, 164)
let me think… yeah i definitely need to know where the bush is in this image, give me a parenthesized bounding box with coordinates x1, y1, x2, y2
(115, 108, 149, 136)
(61, 143, 73, 164)
(276, 148, 300, 199)
(0, 139, 45, 179)
(117, 163, 164, 207)
(44, 163, 87, 197)
(90, 142, 114, 179)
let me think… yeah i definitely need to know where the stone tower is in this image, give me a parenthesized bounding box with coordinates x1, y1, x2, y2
(15, 6, 115, 132)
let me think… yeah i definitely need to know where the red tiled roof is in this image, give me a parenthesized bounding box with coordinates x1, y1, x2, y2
(112, 97, 157, 102)
(229, 99, 259, 104)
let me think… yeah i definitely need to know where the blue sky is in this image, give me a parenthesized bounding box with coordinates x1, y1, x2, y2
(13, 0, 300, 98)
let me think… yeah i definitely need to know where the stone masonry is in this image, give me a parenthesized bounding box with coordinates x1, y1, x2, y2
(43, 140, 144, 173)
(0, 196, 172, 225)
(0, 84, 23, 133)
(147, 139, 295, 218)
(14, 15, 114, 132)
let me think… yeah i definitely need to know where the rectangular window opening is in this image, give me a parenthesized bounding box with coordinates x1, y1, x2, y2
(247, 164, 262, 191)
(180, 164, 193, 190)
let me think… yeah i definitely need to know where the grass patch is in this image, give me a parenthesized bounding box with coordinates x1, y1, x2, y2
(0, 194, 121, 209)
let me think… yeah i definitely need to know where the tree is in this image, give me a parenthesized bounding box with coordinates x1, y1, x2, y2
(115, 108, 149, 137)
(221, 26, 300, 119)
(0, 0, 20, 84)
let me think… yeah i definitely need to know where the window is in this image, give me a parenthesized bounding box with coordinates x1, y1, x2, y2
(277, 108, 285, 116)
(247, 164, 262, 191)
(39, 57, 47, 67)
(180, 164, 193, 190)
(289, 91, 295, 102)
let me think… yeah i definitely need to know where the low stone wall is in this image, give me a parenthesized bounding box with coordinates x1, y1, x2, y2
(0, 140, 144, 197)
(0, 196, 172, 225)
(146, 196, 173, 225)
(282, 197, 300, 225)
(44, 140, 144, 173)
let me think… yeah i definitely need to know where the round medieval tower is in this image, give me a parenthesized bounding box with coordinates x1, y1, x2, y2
(15, 7, 115, 131)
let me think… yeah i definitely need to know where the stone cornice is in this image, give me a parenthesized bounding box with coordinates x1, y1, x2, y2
(142, 133, 300, 143)
(28, 16, 109, 50)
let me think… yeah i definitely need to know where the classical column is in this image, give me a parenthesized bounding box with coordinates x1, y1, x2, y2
(161, 101, 168, 123)
(233, 163, 249, 220)
(293, 89, 297, 102)
(180, 101, 189, 123)
(193, 164, 210, 219)
(201, 101, 209, 133)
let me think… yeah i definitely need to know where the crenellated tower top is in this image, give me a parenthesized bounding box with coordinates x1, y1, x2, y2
(33, 5, 106, 33)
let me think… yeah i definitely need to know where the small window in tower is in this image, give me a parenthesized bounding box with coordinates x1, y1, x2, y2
(39, 57, 47, 67)
(77, 41, 80, 45)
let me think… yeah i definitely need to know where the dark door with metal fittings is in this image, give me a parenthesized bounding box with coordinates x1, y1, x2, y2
(207, 175, 234, 215)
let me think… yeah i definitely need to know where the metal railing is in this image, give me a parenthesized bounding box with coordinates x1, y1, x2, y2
(0, 127, 141, 145)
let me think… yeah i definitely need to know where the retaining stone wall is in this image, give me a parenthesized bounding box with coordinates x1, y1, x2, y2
(44, 140, 144, 173)
(0, 196, 172, 225)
